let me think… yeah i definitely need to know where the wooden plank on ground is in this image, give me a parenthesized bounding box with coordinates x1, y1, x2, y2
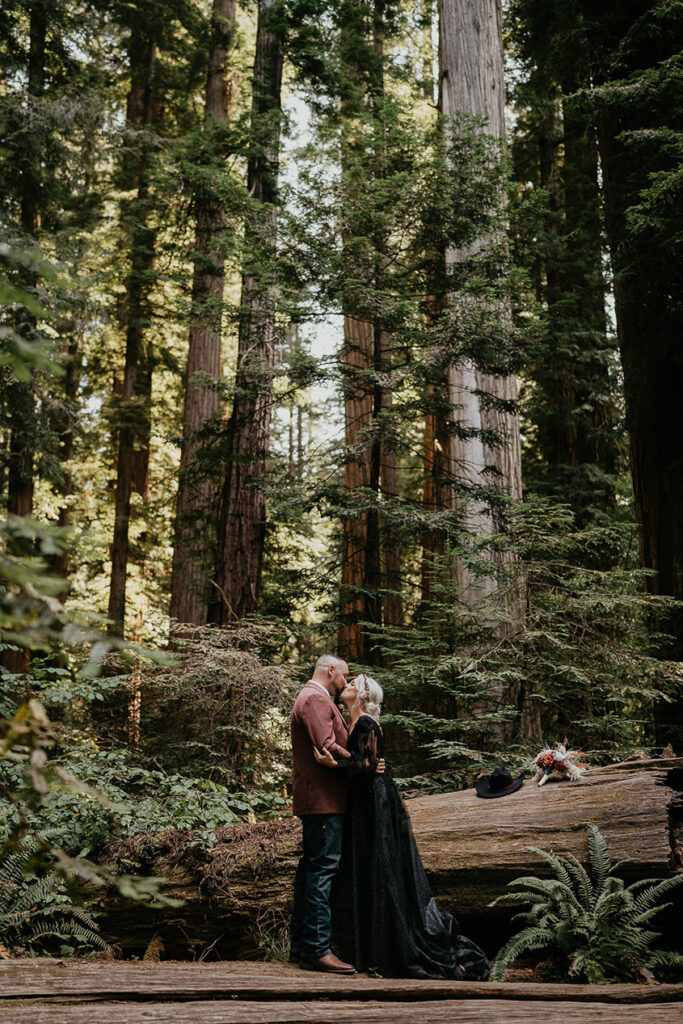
(1, 962, 682, 1005)
(4, 999, 683, 1024)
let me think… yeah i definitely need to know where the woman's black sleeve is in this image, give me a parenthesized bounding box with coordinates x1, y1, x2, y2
(334, 717, 379, 776)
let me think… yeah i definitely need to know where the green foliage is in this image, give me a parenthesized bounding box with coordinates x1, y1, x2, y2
(1, 0, 681, 968)
(366, 497, 681, 777)
(0, 830, 106, 956)
(491, 825, 683, 982)
(112, 622, 295, 786)
(250, 907, 291, 964)
(507, 0, 623, 522)
(0, 244, 61, 381)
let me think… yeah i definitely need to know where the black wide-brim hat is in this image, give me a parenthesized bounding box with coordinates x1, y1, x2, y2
(475, 765, 524, 799)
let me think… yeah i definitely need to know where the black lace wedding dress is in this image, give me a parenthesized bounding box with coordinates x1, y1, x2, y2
(331, 714, 490, 980)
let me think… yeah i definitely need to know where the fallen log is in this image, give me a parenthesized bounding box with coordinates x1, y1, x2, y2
(94, 759, 683, 959)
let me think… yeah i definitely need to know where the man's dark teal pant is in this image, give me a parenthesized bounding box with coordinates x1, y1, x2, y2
(290, 813, 344, 959)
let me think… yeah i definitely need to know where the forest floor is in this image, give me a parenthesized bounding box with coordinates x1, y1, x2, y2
(2, 959, 683, 1023)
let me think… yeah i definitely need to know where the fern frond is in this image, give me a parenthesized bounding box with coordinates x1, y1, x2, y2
(586, 824, 611, 894)
(562, 853, 594, 908)
(489, 891, 547, 908)
(609, 859, 632, 876)
(507, 876, 576, 901)
(66, 906, 102, 931)
(571, 951, 607, 984)
(0, 848, 36, 886)
(631, 874, 683, 915)
(0, 834, 106, 955)
(526, 846, 575, 891)
(633, 903, 673, 925)
(491, 826, 681, 986)
(627, 877, 662, 895)
(12, 876, 61, 913)
(646, 949, 683, 970)
(28, 918, 107, 950)
(0, 881, 20, 914)
(492, 927, 554, 981)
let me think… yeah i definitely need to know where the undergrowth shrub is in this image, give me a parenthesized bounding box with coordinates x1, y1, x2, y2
(0, 831, 106, 956)
(491, 824, 683, 982)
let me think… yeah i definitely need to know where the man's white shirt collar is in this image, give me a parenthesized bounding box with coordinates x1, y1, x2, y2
(307, 679, 332, 699)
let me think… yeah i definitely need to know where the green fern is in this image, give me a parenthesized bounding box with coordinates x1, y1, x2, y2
(0, 832, 107, 955)
(490, 824, 683, 982)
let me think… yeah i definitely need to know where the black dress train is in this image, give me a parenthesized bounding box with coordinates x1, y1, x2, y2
(331, 714, 490, 980)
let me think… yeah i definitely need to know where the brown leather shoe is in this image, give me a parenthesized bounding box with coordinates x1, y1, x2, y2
(298, 951, 356, 974)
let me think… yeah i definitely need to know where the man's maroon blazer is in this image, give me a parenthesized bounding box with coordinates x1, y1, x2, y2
(290, 681, 350, 816)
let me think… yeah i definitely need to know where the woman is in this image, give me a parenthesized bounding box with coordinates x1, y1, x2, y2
(314, 674, 490, 980)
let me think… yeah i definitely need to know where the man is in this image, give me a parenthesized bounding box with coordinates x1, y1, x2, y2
(289, 654, 355, 974)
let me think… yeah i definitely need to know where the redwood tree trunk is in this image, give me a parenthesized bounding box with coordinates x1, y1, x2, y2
(337, 0, 400, 662)
(590, 4, 683, 747)
(438, 0, 524, 738)
(107, 24, 158, 636)
(561, 81, 615, 479)
(210, 0, 284, 624)
(599, 131, 683, 747)
(7, 0, 46, 523)
(339, 316, 374, 660)
(379, 331, 402, 631)
(2, 0, 46, 678)
(96, 759, 683, 959)
(170, 0, 236, 626)
(53, 332, 81, 593)
(532, 62, 615, 510)
(439, 0, 523, 570)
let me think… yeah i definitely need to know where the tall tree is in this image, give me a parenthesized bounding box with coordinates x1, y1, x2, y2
(211, 0, 284, 624)
(6, 0, 46, 526)
(586, 0, 683, 745)
(438, 0, 522, 597)
(0, 0, 47, 677)
(52, 331, 81, 589)
(170, 0, 237, 626)
(337, 0, 403, 662)
(107, 12, 159, 635)
(509, 0, 617, 519)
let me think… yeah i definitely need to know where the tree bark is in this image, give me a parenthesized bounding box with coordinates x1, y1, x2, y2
(419, 22, 450, 611)
(107, 22, 158, 636)
(439, 1, 523, 601)
(337, 0, 401, 662)
(210, 0, 284, 624)
(52, 331, 82, 593)
(339, 317, 374, 660)
(438, 0, 523, 740)
(590, 6, 683, 748)
(170, 0, 236, 627)
(530, 59, 615, 514)
(96, 759, 683, 959)
(2, 0, 46, 678)
(561, 86, 614, 479)
(379, 330, 402, 631)
(6, 0, 46, 523)
(6, 962, 683, 1012)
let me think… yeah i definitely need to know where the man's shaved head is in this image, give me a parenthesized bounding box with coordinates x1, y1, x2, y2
(312, 654, 349, 696)
(314, 654, 346, 673)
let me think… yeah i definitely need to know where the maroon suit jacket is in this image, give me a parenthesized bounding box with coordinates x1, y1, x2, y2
(291, 682, 350, 816)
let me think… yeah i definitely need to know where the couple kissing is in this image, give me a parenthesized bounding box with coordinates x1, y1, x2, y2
(289, 654, 490, 979)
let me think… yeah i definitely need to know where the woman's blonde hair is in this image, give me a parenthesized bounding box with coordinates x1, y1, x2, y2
(353, 673, 383, 722)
